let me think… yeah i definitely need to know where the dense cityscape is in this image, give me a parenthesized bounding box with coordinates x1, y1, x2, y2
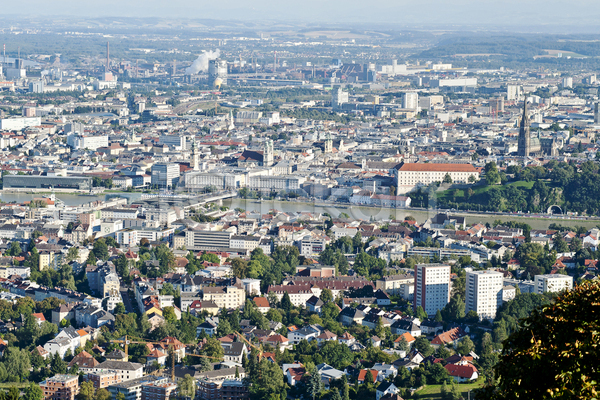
(0, 13, 597, 400)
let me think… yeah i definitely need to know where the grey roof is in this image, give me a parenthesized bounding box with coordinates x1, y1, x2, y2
(94, 360, 143, 371)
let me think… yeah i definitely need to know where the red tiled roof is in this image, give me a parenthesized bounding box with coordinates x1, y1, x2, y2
(358, 369, 378, 382)
(444, 363, 478, 379)
(431, 327, 467, 346)
(253, 297, 270, 308)
(398, 163, 477, 172)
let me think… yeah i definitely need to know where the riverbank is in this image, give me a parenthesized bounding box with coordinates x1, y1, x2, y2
(224, 198, 600, 231)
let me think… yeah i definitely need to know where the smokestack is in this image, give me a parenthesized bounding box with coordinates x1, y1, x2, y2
(274, 51, 276, 73)
(106, 41, 110, 72)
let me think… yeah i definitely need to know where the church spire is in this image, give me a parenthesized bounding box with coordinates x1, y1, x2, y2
(192, 136, 199, 171)
(517, 100, 531, 157)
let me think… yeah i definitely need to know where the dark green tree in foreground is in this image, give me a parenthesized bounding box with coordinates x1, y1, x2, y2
(478, 281, 600, 399)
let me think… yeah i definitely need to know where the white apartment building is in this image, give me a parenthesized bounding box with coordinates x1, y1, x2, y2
(397, 163, 479, 194)
(507, 84, 522, 101)
(414, 263, 451, 317)
(534, 274, 573, 294)
(465, 270, 503, 320)
(66, 134, 109, 150)
(403, 92, 419, 110)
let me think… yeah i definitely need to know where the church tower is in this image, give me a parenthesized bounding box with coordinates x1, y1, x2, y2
(517, 101, 530, 157)
(324, 133, 333, 153)
(192, 137, 199, 171)
(263, 139, 274, 167)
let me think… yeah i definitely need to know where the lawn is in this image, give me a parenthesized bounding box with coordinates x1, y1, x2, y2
(414, 379, 484, 399)
(0, 382, 29, 389)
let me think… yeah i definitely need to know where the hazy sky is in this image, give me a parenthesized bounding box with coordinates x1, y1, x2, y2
(5, 0, 600, 29)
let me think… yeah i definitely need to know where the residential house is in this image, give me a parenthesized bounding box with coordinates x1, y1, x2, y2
(306, 296, 324, 313)
(431, 327, 468, 348)
(394, 333, 416, 349)
(339, 307, 365, 326)
(222, 342, 247, 363)
(288, 325, 322, 345)
(315, 330, 337, 346)
(316, 363, 345, 388)
(444, 364, 479, 383)
(419, 320, 444, 336)
(357, 369, 378, 384)
(338, 332, 355, 346)
(197, 320, 218, 337)
(391, 319, 422, 337)
(263, 334, 290, 352)
(252, 297, 270, 313)
(376, 382, 400, 400)
(371, 363, 398, 381)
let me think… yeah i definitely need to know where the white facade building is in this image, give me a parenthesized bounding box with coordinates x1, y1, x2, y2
(507, 84, 522, 101)
(465, 270, 503, 320)
(414, 263, 450, 317)
(66, 134, 109, 151)
(396, 163, 479, 194)
(534, 274, 573, 294)
(0, 116, 42, 131)
(403, 92, 419, 110)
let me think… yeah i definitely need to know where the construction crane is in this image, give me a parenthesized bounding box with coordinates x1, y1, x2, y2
(111, 336, 224, 382)
(234, 331, 264, 360)
(111, 336, 183, 381)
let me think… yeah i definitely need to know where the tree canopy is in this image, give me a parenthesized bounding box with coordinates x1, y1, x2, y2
(478, 280, 600, 399)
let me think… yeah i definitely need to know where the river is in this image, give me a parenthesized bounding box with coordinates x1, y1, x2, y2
(0, 193, 107, 206)
(223, 198, 600, 230)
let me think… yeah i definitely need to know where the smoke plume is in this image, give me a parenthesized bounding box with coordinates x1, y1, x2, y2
(185, 50, 220, 75)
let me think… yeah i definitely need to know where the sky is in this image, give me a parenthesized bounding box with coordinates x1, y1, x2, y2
(4, 0, 600, 30)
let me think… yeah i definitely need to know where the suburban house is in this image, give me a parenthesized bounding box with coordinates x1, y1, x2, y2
(339, 307, 365, 326)
(431, 327, 468, 348)
(444, 363, 479, 382)
(376, 382, 400, 400)
(391, 319, 422, 337)
(288, 325, 322, 344)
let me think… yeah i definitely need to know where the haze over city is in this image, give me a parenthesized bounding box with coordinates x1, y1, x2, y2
(3, 0, 600, 32)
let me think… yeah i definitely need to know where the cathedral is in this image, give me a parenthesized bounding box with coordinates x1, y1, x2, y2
(517, 101, 558, 157)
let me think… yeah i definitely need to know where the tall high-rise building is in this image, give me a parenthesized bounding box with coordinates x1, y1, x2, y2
(594, 103, 599, 124)
(562, 77, 573, 88)
(414, 263, 451, 317)
(331, 86, 348, 110)
(465, 270, 503, 320)
(507, 84, 521, 101)
(403, 92, 419, 110)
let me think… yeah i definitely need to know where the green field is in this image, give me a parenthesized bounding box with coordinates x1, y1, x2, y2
(415, 380, 484, 399)
(0, 382, 29, 389)
(437, 181, 535, 201)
